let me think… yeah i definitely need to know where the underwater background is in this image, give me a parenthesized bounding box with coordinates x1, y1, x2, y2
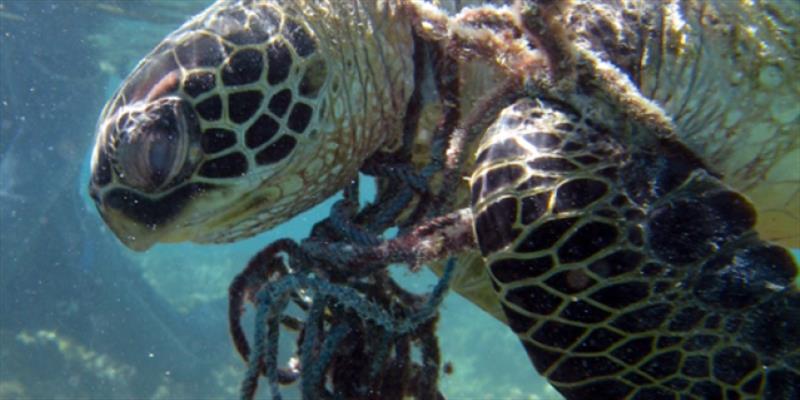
(0, 1, 797, 399)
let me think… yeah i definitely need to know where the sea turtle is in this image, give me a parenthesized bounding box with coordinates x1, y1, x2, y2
(88, 0, 800, 399)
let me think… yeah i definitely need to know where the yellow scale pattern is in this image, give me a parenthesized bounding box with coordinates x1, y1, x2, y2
(469, 98, 799, 400)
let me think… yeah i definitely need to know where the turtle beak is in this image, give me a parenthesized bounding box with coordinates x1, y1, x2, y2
(97, 204, 159, 251)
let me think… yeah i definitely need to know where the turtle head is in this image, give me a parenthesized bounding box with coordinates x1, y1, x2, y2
(89, 1, 414, 251)
(89, 53, 208, 250)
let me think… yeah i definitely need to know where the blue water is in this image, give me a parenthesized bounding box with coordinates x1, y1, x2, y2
(0, 2, 551, 398)
(0, 1, 798, 399)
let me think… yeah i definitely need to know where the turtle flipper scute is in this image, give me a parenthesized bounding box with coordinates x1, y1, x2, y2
(469, 98, 799, 399)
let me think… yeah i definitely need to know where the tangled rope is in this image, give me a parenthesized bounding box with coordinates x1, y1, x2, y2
(227, 130, 473, 398)
(225, 0, 677, 397)
(227, 26, 473, 398)
(233, 248, 456, 400)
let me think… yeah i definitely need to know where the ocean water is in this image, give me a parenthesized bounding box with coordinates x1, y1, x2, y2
(0, 1, 797, 400)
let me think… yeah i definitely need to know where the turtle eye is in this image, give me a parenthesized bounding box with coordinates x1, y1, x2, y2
(141, 116, 178, 187)
(111, 97, 199, 192)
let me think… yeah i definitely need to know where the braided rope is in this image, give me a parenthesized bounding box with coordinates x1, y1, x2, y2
(236, 257, 456, 400)
(229, 5, 489, 399)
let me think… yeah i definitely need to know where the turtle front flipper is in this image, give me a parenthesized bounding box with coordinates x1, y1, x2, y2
(469, 98, 799, 399)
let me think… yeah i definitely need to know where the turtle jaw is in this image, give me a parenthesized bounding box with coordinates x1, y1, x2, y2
(91, 178, 225, 251)
(97, 205, 161, 251)
(94, 188, 218, 251)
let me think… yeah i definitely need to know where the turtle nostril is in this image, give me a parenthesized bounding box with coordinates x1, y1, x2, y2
(88, 186, 100, 203)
